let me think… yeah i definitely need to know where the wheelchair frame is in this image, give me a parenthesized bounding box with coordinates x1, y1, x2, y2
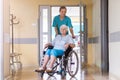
(39, 46, 79, 78)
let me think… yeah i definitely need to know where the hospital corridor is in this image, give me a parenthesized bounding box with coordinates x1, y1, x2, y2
(0, 0, 120, 80)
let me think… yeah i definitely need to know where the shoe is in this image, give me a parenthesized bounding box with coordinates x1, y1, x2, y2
(46, 67, 52, 73)
(35, 67, 46, 72)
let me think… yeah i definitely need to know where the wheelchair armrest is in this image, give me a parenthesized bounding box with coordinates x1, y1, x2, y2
(43, 45, 54, 55)
(48, 45, 54, 49)
(43, 51, 46, 55)
(64, 46, 73, 58)
(66, 46, 73, 51)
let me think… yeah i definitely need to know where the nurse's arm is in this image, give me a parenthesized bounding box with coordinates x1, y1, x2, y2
(70, 28, 75, 38)
(54, 27, 58, 35)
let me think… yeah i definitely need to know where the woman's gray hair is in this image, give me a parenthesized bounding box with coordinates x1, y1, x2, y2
(60, 24, 68, 31)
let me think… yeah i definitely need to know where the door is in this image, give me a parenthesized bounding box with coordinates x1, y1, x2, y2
(38, 6, 51, 65)
(38, 6, 87, 70)
(80, 4, 88, 68)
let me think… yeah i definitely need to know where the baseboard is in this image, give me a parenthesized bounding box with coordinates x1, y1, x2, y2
(109, 73, 120, 80)
(86, 64, 101, 73)
(22, 64, 38, 68)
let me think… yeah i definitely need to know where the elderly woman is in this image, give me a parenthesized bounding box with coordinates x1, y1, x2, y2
(36, 24, 75, 72)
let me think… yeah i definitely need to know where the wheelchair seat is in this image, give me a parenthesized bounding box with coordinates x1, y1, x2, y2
(56, 56, 62, 59)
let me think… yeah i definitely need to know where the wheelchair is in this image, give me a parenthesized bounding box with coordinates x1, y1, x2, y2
(38, 45, 79, 78)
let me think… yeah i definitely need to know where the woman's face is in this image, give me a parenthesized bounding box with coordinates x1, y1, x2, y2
(60, 9, 66, 17)
(60, 27, 67, 35)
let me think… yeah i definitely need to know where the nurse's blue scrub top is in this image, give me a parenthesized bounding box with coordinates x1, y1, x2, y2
(52, 15, 73, 34)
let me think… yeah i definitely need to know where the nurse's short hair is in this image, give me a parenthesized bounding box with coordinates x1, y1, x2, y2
(59, 6, 67, 12)
(60, 25, 68, 31)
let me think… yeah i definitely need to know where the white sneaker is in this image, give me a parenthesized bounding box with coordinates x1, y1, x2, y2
(46, 67, 52, 72)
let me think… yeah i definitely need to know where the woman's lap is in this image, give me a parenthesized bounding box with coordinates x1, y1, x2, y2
(45, 49, 64, 57)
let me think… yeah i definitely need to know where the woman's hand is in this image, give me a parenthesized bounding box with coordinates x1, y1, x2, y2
(64, 43, 69, 49)
(44, 43, 51, 49)
(65, 43, 75, 49)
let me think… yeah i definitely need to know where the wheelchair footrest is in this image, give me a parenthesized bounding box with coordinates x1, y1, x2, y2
(71, 62, 75, 64)
(34, 69, 45, 73)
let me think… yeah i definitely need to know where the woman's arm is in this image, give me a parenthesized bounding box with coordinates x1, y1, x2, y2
(44, 35, 59, 49)
(66, 35, 75, 48)
(70, 28, 75, 38)
(64, 43, 75, 49)
(44, 43, 52, 49)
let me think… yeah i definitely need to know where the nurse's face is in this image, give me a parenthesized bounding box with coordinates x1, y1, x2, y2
(59, 9, 66, 17)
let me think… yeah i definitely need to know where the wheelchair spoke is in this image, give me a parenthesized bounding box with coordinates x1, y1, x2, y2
(47, 76, 57, 80)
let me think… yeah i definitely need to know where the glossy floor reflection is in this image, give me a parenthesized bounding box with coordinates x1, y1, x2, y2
(7, 65, 110, 80)
(7, 51, 110, 80)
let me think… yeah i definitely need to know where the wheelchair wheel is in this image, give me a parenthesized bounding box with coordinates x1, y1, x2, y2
(67, 50, 79, 77)
(69, 77, 77, 80)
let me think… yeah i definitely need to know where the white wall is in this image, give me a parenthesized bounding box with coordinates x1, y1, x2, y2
(3, 0, 10, 78)
(0, 0, 4, 79)
(0, 0, 10, 78)
(109, 0, 120, 79)
(92, 0, 101, 68)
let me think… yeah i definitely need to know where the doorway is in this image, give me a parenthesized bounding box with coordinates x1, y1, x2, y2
(39, 6, 80, 65)
(38, 5, 88, 72)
